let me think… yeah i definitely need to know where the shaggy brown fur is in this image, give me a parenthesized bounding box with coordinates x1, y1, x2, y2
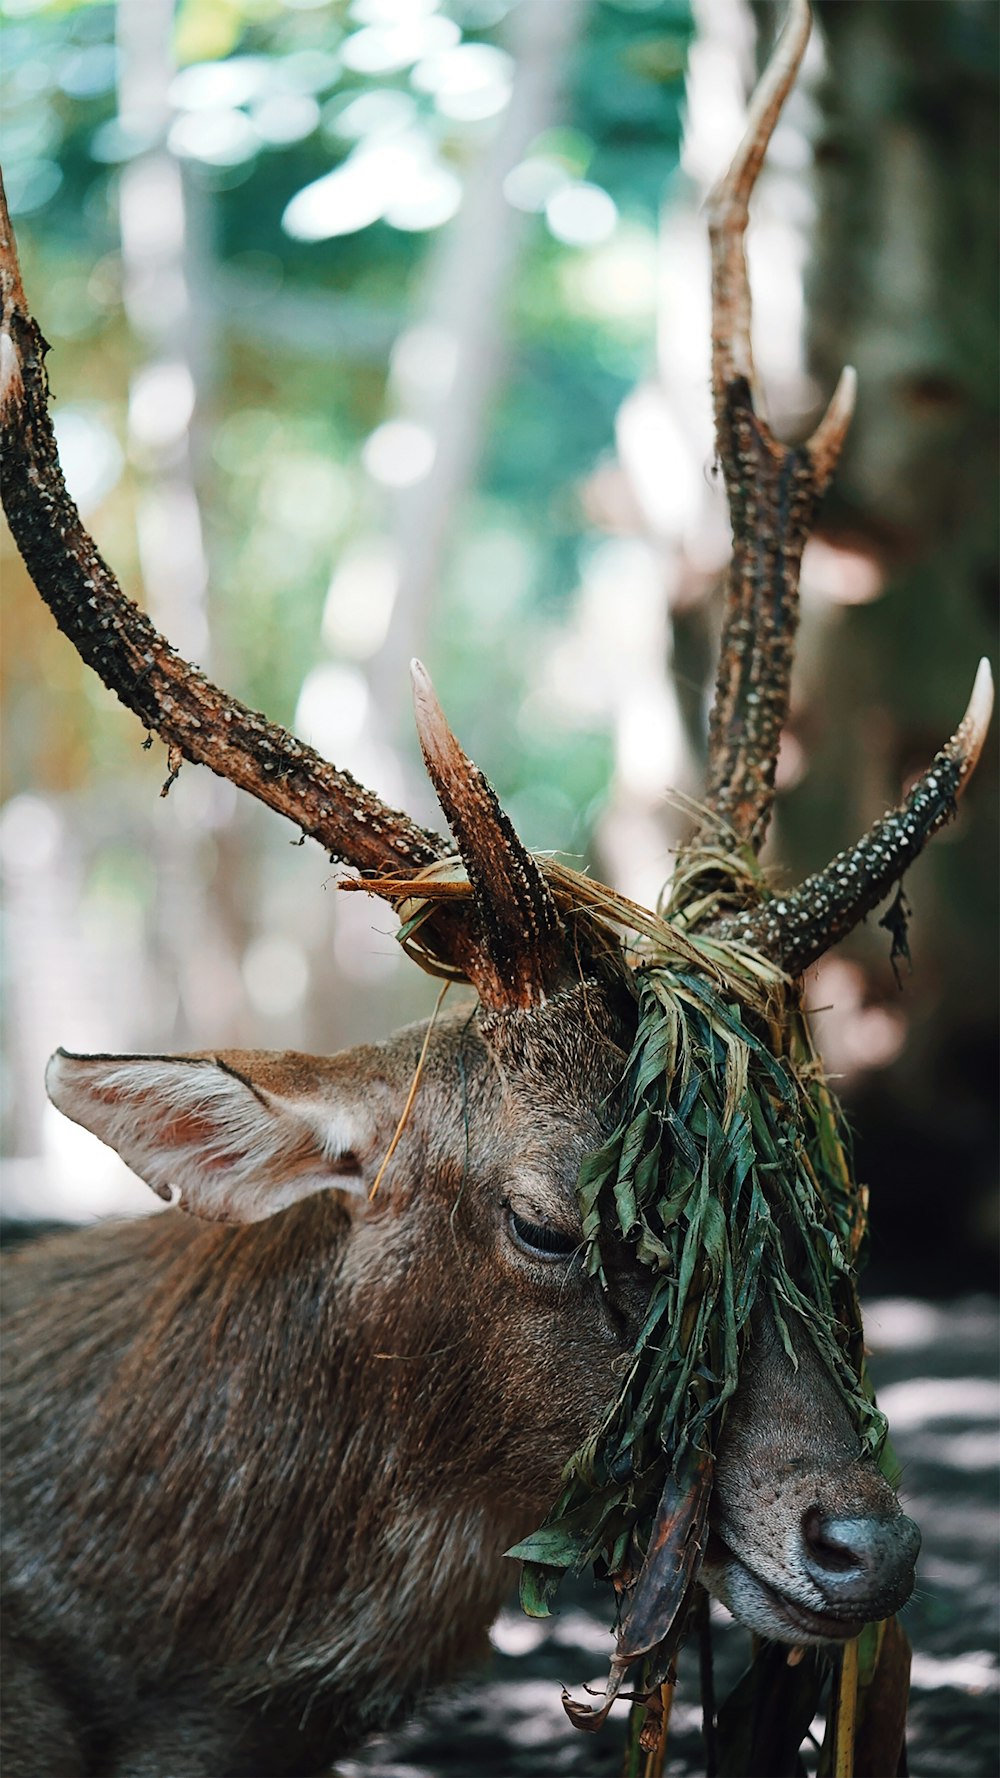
(1, 992, 914, 1775)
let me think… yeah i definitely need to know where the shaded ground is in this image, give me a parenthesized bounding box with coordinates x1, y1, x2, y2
(340, 1297, 999, 1778)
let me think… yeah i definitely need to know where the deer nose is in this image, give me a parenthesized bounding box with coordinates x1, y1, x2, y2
(800, 1507, 921, 1614)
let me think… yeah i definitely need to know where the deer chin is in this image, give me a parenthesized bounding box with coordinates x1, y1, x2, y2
(700, 1533, 866, 1648)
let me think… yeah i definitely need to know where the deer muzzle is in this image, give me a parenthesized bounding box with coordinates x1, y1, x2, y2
(702, 1486, 920, 1646)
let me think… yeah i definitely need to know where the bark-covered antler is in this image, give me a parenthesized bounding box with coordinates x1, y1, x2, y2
(726, 657, 993, 976)
(700, 0, 993, 969)
(0, 170, 564, 1011)
(701, 0, 855, 854)
(410, 663, 564, 1006)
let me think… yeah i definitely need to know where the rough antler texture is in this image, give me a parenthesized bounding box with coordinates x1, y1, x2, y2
(0, 170, 582, 1008)
(2, 10, 993, 1007)
(696, 0, 992, 970)
(701, 0, 855, 854)
(0, 173, 443, 880)
(411, 661, 565, 1008)
(725, 657, 993, 975)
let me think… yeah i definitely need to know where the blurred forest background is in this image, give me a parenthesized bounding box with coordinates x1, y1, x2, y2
(1, 0, 996, 1298)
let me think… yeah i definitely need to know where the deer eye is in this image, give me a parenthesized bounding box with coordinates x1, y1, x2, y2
(506, 1207, 579, 1261)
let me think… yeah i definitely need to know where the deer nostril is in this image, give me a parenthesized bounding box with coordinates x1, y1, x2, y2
(802, 1506, 863, 1574)
(800, 1506, 921, 1609)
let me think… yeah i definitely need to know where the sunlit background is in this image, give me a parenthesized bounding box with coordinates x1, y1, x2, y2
(1, 0, 996, 1297)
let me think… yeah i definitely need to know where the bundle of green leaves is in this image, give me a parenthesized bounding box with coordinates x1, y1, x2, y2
(508, 927, 886, 1673)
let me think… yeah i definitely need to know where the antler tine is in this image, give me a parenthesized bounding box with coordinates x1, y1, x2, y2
(0, 170, 444, 883)
(706, 0, 812, 407)
(806, 363, 858, 490)
(410, 661, 565, 1010)
(724, 658, 994, 976)
(699, 0, 857, 858)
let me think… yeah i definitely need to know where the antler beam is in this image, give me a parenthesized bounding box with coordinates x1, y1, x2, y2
(697, 0, 994, 973)
(701, 0, 856, 854)
(0, 173, 444, 881)
(0, 172, 585, 1010)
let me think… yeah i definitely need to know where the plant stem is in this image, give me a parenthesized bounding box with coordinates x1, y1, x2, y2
(834, 1637, 860, 1778)
(622, 1680, 675, 1778)
(644, 1681, 675, 1778)
(696, 1590, 718, 1776)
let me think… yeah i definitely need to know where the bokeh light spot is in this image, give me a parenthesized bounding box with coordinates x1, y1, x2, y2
(362, 419, 436, 488)
(545, 181, 618, 248)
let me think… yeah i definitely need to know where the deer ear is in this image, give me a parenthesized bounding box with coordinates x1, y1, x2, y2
(44, 1049, 386, 1224)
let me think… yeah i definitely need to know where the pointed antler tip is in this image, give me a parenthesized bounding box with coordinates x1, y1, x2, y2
(707, 0, 813, 220)
(409, 657, 442, 726)
(837, 363, 858, 406)
(779, 0, 813, 67)
(807, 364, 858, 485)
(406, 655, 564, 1006)
(705, 0, 814, 416)
(410, 658, 459, 780)
(409, 656, 432, 700)
(957, 656, 995, 778)
(972, 653, 994, 710)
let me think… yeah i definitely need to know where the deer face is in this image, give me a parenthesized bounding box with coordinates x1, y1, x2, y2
(45, 984, 918, 1650)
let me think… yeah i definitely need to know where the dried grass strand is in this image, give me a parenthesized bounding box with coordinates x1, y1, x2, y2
(368, 981, 450, 1202)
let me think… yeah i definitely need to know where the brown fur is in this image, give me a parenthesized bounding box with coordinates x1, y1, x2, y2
(2, 999, 629, 1771)
(1, 991, 916, 1775)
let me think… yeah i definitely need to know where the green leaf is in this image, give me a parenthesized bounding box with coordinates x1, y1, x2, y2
(506, 1525, 585, 1568)
(517, 1562, 563, 1619)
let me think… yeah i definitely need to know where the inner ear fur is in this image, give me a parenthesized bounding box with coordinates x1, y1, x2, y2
(44, 1047, 393, 1225)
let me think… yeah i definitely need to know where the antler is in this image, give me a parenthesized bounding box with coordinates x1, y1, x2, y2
(411, 663, 564, 1008)
(0, 171, 565, 1010)
(724, 657, 993, 975)
(701, 0, 855, 854)
(0, 172, 442, 879)
(700, 0, 994, 970)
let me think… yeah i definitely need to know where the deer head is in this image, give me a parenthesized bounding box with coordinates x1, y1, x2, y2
(0, 0, 991, 1750)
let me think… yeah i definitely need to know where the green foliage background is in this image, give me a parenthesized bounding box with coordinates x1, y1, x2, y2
(1, 0, 690, 836)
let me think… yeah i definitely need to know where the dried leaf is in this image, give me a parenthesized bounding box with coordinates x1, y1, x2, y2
(615, 1450, 712, 1665)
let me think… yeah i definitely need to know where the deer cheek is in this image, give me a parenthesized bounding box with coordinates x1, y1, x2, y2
(507, 1317, 623, 1489)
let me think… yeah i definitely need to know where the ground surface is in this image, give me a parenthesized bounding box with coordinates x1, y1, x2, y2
(339, 1297, 999, 1778)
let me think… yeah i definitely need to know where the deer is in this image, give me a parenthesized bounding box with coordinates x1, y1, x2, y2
(0, 4, 991, 1774)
